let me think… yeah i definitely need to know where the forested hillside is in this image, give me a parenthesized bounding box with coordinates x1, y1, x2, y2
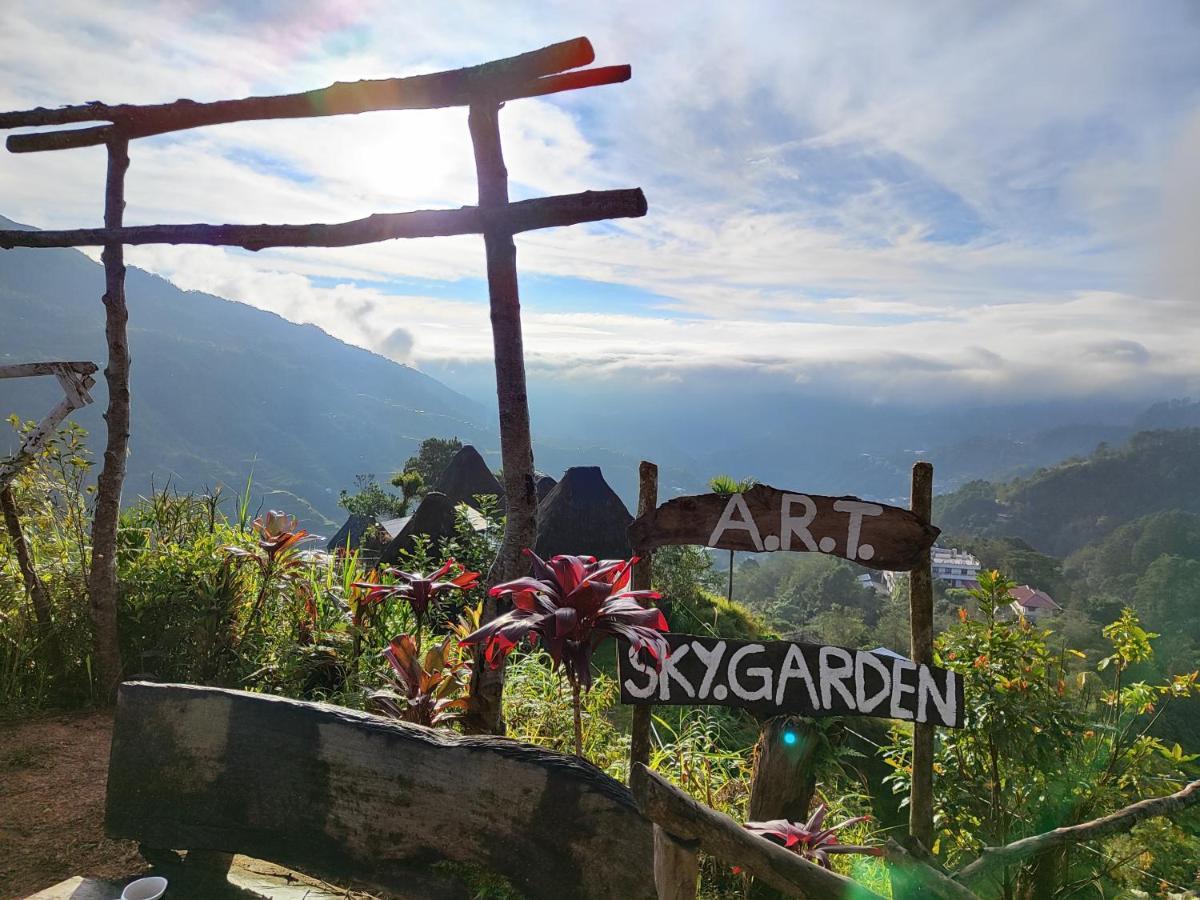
(933, 429, 1200, 556)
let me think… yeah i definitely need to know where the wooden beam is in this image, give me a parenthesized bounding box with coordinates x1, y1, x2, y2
(0, 38, 628, 154)
(882, 841, 980, 900)
(653, 825, 699, 900)
(630, 764, 884, 899)
(954, 778, 1200, 888)
(5, 64, 633, 154)
(0, 189, 647, 251)
(629, 459, 659, 772)
(0, 361, 97, 378)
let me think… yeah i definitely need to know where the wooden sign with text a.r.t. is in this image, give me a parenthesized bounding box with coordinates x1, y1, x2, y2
(620, 634, 964, 728)
(627, 483, 940, 571)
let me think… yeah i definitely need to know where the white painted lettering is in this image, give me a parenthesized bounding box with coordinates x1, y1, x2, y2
(623, 644, 658, 699)
(728, 643, 773, 701)
(780, 494, 819, 552)
(855, 651, 892, 714)
(833, 499, 884, 562)
(708, 493, 764, 551)
(819, 646, 856, 710)
(889, 657, 918, 720)
(775, 643, 819, 707)
(918, 667, 957, 726)
(692, 640, 728, 700)
(659, 643, 696, 701)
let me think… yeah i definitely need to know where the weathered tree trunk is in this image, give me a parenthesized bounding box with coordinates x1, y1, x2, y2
(462, 102, 537, 734)
(86, 135, 130, 701)
(747, 717, 821, 899)
(0, 485, 62, 670)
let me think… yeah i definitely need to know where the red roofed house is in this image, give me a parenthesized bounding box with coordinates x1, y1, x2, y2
(1008, 584, 1062, 622)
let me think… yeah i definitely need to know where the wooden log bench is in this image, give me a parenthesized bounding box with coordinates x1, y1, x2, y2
(96, 681, 655, 899)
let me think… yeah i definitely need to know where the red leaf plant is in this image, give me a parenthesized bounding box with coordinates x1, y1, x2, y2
(459, 548, 669, 757)
(353, 559, 479, 654)
(742, 804, 882, 870)
(225, 510, 318, 639)
(369, 633, 470, 728)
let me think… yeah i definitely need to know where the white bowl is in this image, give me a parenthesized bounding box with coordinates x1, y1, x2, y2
(120, 876, 168, 900)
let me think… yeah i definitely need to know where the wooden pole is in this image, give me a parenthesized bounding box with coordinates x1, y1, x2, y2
(86, 135, 130, 700)
(462, 102, 537, 735)
(653, 824, 699, 900)
(629, 460, 658, 772)
(0, 188, 648, 251)
(908, 461, 935, 850)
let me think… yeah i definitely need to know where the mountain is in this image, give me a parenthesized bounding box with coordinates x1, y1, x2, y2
(0, 216, 495, 526)
(0, 216, 693, 524)
(934, 429, 1200, 556)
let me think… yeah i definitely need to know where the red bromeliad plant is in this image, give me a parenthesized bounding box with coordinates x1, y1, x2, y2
(353, 559, 479, 654)
(460, 548, 669, 757)
(369, 633, 470, 727)
(742, 804, 882, 870)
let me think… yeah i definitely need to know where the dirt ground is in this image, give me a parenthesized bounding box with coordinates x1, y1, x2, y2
(0, 709, 145, 899)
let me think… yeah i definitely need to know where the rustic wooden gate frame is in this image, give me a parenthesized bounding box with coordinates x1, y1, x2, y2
(0, 37, 647, 717)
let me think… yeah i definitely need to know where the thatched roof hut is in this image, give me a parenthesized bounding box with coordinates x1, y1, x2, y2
(380, 492, 457, 564)
(535, 466, 632, 561)
(325, 514, 375, 553)
(534, 473, 557, 503)
(434, 445, 503, 509)
(326, 513, 410, 554)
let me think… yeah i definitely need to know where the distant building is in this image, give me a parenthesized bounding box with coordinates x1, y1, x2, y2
(931, 547, 981, 589)
(882, 545, 981, 593)
(1008, 584, 1062, 621)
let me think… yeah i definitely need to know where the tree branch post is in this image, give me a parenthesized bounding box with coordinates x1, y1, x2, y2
(629, 459, 658, 772)
(462, 101, 537, 735)
(87, 135, 130, 701)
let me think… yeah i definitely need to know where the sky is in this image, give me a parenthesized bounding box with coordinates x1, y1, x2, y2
(2, 0, 1199, 407)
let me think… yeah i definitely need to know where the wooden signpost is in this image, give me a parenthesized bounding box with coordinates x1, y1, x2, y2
(625, 470, 945, 899)
(620, 634, 963, 728)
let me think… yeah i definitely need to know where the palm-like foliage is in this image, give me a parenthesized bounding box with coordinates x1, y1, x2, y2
(369, 633, 470, 727)
(743, 804, 881, 869)
(460, 548, 669, 756)
(225, 510, 318, 638)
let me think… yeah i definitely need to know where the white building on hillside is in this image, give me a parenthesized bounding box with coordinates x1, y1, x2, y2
(883, 545, 982, 593)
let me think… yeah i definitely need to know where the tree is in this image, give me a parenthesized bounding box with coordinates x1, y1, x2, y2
(338, 473, 418, 520)
(403, 436, 463, 488)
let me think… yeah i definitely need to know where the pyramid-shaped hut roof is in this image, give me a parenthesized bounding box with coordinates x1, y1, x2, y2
(380, 492, 458, 565)
(534, 473, 558, 503)
(434, 445, 504, 510)
(535, 466, 632, 561)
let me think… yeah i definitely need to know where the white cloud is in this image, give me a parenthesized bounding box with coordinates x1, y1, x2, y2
(2, 0, 1199, 403)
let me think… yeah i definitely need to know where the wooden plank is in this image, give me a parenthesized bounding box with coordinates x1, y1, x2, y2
(0, 37, 595, 134)
(106, 682, 655, 900)
(627, 483, 940, 572)
(6, 65, 633, 154)
(0, 360, 97, 378)
(0, 188, 647, 252)
(619, 633, 963, 727)
(629, 460, 659, 771)
(630, 764, 884, 899)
